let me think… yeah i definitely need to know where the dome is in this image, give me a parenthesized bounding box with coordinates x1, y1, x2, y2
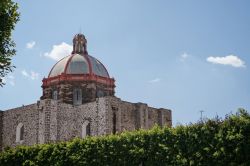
(41, 33, 115, 104)
(48, 54, 109, 78)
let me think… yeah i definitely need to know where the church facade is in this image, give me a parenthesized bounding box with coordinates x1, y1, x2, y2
(0, 34, 172, 150)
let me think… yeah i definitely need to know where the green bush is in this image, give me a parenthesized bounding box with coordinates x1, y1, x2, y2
(1, 109, 250, 166)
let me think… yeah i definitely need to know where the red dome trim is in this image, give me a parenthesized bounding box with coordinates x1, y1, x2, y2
(60, 53, 95, 76)
(83, 53, 93, 75)
(42, 74, 115, 88)
(63, 54, 74, 74)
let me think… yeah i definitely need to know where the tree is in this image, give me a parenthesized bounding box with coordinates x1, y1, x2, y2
(0, 0, 19, 86)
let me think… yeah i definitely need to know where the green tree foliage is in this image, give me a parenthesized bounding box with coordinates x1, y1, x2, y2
(0, 109, 249, 166)
(0, 0, 19, 86)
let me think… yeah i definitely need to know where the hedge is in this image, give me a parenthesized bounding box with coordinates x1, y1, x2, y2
(0, 109, 250, 166)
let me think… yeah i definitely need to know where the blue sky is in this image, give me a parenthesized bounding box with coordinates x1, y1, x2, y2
(0, 0, 250, 125)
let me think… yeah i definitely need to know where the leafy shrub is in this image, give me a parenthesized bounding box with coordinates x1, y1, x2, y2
(0, 109, 249, 166)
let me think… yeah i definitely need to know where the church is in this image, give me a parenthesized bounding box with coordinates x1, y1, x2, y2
(0, 34, 172, 150)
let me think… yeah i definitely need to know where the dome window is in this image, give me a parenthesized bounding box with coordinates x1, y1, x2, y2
(97, 90, 104, 98)
(73, 88, 82, 105)
(52, 90, 58, 100)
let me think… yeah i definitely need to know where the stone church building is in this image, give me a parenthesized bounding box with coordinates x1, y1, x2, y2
(0, 34, 172, 150)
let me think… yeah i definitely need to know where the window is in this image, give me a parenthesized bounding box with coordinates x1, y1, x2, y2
(81, 121, 90, 138)
(52, 90, 58, 100)
(113, 111, 116, 134)
(86, 123, 90, 136)
(73, 88, 82, 105)
(112, 107, 117, 134)
(97, 90, 104, 98)
(16, 123, 24, 143)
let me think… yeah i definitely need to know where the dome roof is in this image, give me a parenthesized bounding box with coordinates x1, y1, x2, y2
(48, 54, 109, 78)
(42, 33, 115, 91)
(48, 33, 110, 78)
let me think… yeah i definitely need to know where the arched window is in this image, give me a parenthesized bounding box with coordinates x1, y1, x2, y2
(52, 90, 58, 100)
(16, 123, 24, 143)
(81, 121, 90, 138)
(73, 88, 82, 105)
(97, 90, 104, 98)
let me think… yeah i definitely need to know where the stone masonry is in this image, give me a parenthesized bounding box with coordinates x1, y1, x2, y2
(41, 81, 115, 104)
(0, 96, 171, 150)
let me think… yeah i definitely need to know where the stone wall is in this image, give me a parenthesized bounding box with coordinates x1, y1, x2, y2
(37, 99, 58, 144)
(105, 97, 172, 134)
(1, 96, 172, 150)
(148, 107, 157, 128)
(56, 99, 99, 141)
(41, 81, 114, 104)
(2, 104, 39, 149)
(37, 97, 108, 143)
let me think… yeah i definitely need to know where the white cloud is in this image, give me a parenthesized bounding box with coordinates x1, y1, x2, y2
(180, 52, 190, 61)
(21, 70, 39, 80)
(149, 78, 161, 83)
(26, 41, 36, 49)
(30, 71, 39, 80)
(206, 55, 245, 68)
(44, 42, 72, 61)
(21, 70, 28, 77)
